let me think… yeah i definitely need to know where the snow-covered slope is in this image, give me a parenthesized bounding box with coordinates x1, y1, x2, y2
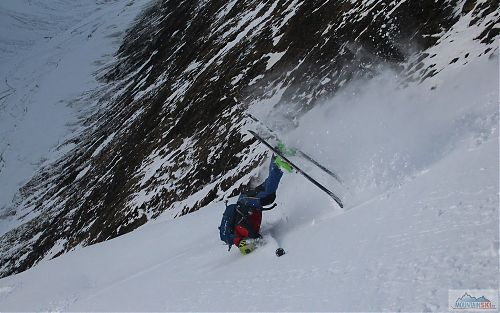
(0, 0, 153, 231)
(0, 1, 498, 304)
(0, 0, 498, 286)
(0, 1, 98, 66)
(0, 0, 94, 220)
(0, 53, 497, 311)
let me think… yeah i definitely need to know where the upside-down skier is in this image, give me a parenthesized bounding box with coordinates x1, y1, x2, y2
(219, 145, 294, 255)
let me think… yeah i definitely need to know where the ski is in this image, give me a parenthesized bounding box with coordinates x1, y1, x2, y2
(248, 130, 344, 208)
(296, 150, 343, 184)
(246, 113, 344, 184)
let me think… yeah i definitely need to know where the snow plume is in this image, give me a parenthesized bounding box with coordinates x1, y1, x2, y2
(253, 53, 498, 208)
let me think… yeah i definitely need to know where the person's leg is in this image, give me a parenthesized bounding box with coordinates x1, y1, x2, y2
(256, 157, 283, 199)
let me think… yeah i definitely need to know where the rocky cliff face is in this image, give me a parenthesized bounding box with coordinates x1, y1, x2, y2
(0, 0, 498, 277)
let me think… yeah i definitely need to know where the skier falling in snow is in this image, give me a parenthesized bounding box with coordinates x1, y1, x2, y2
(219, 145, 294, 255)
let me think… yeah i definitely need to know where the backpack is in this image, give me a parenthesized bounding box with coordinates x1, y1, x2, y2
(219, 203, 237, 250)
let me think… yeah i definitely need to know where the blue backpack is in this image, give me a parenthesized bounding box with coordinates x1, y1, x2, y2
(219, 203, 237, 250)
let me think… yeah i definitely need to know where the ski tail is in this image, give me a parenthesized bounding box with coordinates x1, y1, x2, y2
(248, 130, 344, 208)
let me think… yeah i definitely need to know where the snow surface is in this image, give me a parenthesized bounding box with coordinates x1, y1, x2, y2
(0, 1, 96, 65)
(0, 0, 498, 310)
(0, 49, 497, 311)
(0, 0, 154, 234)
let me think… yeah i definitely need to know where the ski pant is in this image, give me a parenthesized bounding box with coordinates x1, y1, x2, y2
(254, 157, 283, 205)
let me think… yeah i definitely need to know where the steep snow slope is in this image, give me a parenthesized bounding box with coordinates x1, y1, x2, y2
(0, 0, 498, 279)
(0, 0, 153, 233)
(0, 0, 97, 65)
(0, 45, 497, 311)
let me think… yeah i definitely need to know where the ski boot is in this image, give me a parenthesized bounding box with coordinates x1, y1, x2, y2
(274, 156, 293, 173)
(274, 142, 296, 173)
(276, 142, 296, 157)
